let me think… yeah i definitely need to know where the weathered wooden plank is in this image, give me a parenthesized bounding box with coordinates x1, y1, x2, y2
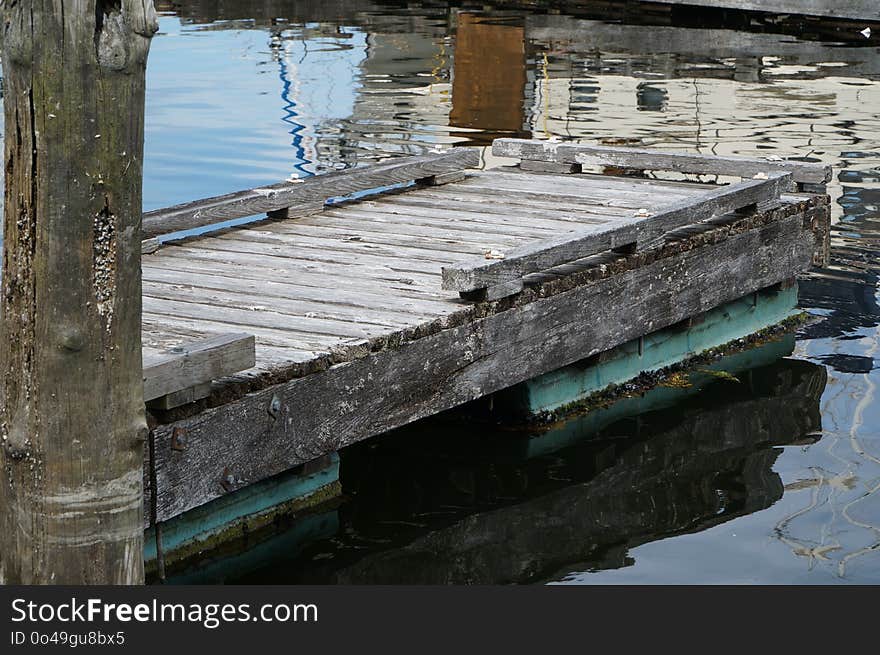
(493, 139, 831, 185)
(458, 173, 695, 208)
(142, 296, 392, 340)
(442, 172, 791, 292)
(377, 189, 634, 223)
(142, 266, 453, 315)
(417, 170, 467, 186)
(459, 279, 525, 302)
(244, 216, 533, 254)
(323, 204, 587, 237)
(144, 280, 441, 329)
(142, 148, 479, 239)
(148, 210, 816, 523)
(142, 257, 450, 305)
(207, 227, 484, 267)
(154, 244, 443, 290)
(143, 333, 256, 402)
(465, 168, 704, 199)
(265, 201, 324, 221)
(177, 237, 450, 276)
(143, 248, 448, 300)
(142, 237, 160, 255)
(520, 159, 581, 174)
(147, 382, 213, 411)
(143, 314, 342, 358)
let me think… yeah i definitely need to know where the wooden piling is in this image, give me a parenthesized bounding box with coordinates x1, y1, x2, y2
(0, 1, 157, 584)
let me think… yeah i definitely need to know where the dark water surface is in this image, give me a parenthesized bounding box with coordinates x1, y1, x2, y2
(7, 1, 880, 583)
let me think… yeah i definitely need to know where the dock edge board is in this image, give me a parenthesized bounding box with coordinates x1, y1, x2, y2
(492, 282, 800, 418)
(144, 453, 341, 568)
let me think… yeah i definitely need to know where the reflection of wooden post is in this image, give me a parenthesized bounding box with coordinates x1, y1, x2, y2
(451, 13, 527, 141)
(0, 1, 157, 584)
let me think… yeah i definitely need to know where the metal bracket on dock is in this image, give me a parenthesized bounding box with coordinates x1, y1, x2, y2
(443, 165, 793, 301)
(144, 333, 256, 410)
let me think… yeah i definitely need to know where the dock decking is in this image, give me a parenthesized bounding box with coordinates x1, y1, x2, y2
(140, 140, 830, 530)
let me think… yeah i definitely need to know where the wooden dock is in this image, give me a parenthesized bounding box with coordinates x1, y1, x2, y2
(139, 139, 831, 542)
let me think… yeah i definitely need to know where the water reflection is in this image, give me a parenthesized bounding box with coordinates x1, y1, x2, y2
(3, 0, 880, 581)
(169, 340, 827, 584)
(145, 0, 879, 583)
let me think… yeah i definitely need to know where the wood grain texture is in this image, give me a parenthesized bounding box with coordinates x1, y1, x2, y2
(143, 333, 256, 402)
(442, 172, 790, 292)
(520, 160, 581, 174)
(142, 148, 479, 238)
(147, 209, 816, 523)
(494, 139, 831, 184)
(0, 0, 157, 585)
(147, 382, 213, 411)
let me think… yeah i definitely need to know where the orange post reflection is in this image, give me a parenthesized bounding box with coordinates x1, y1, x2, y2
(451, 13, 527, 142)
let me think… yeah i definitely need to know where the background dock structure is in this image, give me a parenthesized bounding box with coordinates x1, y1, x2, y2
(629, 0, 880, 22)
(139, 139, 831, 558)
(158, 0, 880, 25)
(477, 0, 880, 22)
(146, 1, 878, 185)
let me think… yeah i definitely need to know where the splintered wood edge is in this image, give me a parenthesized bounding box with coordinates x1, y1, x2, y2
(143, 333, 256, 402)
(493, 138, 832, 185)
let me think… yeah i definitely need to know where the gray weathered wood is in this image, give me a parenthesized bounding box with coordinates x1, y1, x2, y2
(493, 139, 831, 185)
(418, 170, 468, 186)
(147, 382, 213, 411)
(520, 160, 582, 174)
(143, 334, 256, 402)
(147, 209, 816, 523)
(265, 201, 325, 221)
(0, 0, 157, 585)
(442, 172, 790, 292)
(460, 279, 525, 302)
(142, 148, 479, 239)
(142, 238, 161, 255)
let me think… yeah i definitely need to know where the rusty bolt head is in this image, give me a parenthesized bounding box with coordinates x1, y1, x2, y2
(171, 427, 187, 451)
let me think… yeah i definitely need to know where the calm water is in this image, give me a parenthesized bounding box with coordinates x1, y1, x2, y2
(7, 1, 880, 583)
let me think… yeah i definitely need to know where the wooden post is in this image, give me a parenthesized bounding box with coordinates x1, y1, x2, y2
(0, 2, 157, 584)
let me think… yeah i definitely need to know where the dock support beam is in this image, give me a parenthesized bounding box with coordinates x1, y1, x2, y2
(0, 2, 158, 584)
